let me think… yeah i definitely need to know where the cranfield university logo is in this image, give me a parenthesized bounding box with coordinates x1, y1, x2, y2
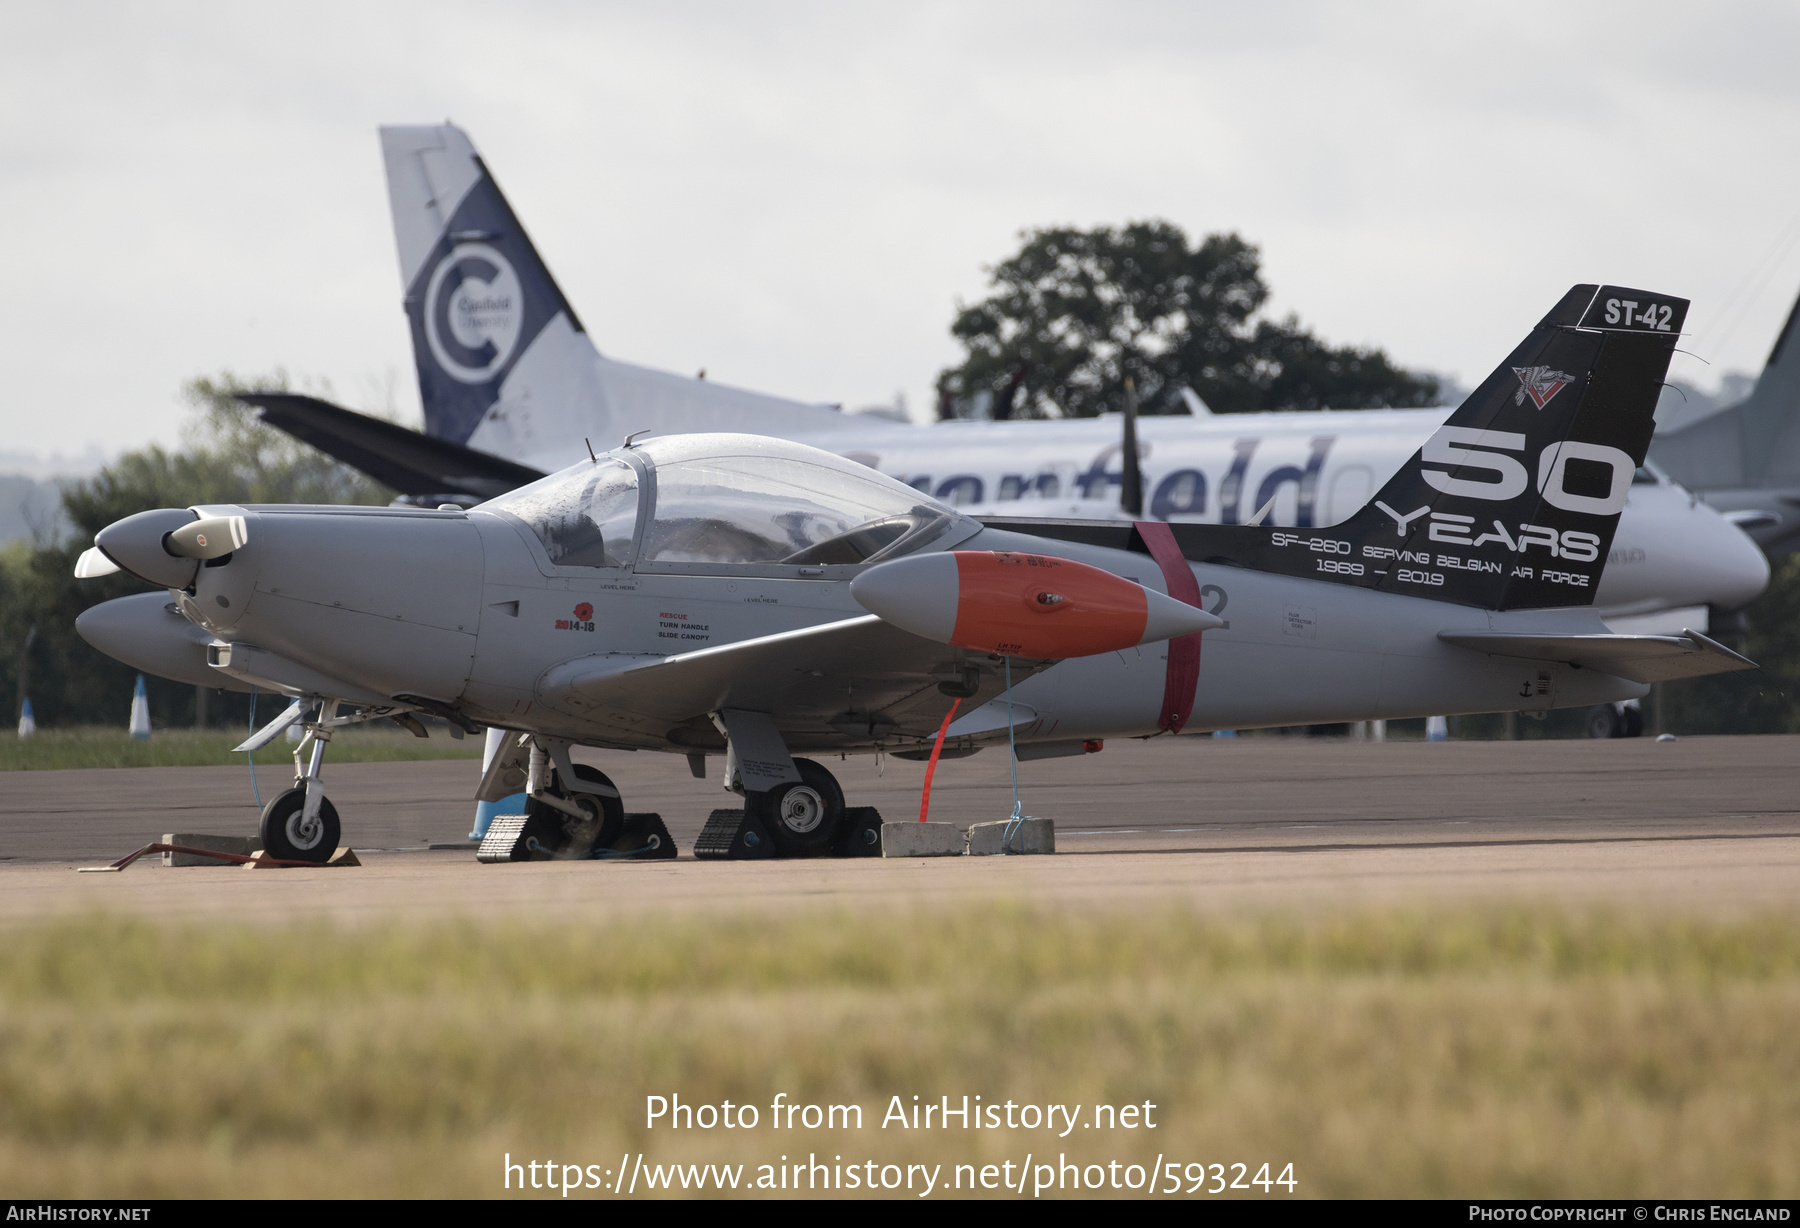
(424, 243, 524, 384)
(1511, 365, 1577, 410)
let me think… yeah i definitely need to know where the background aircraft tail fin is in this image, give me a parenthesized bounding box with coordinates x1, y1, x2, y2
(1650, 286, 1800, 491)
(381, 123, 590, 448)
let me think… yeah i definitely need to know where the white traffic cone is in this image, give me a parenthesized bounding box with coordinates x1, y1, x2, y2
(129, 674, 151, 740)
(17, 698, 34, 738)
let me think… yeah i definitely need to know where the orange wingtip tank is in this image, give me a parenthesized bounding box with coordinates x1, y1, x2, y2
(850, 550, 1221, 659)
(947, 551, 1153, 658)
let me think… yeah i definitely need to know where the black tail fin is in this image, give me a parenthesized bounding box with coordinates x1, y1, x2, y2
(1155, 284, 1686, 609)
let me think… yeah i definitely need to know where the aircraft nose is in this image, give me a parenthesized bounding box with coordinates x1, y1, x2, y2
(92, 508, 201, 589)
(1705, 513, 1772, 611)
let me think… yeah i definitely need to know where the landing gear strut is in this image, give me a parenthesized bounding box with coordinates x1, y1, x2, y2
(259, 701, 341, 862)
(521, 738, 625, 857)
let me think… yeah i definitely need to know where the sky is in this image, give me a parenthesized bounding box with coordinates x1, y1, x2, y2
(4, 0, 1800, 467)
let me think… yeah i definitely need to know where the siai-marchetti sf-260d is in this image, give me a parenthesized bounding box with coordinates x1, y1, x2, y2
(74, 284, 1754, 863)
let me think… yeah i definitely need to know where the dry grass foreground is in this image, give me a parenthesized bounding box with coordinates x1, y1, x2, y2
(0, 906, 1796, 1199)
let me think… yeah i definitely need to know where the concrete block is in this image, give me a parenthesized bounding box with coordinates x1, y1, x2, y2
(966, 818, 1055, 856)
(881, 822, 965, 858)
(162, 833, 257, 867)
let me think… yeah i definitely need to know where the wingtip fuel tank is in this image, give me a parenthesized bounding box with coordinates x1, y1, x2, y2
(850, 550, 1222, 658)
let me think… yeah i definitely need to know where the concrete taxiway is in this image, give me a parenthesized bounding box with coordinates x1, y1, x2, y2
(1, 734, 1796, 923)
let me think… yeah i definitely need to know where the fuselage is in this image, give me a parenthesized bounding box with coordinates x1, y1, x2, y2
(80, 493, 1643, 756)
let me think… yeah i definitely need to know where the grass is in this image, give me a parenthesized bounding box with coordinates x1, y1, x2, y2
(0, 906, 1795, 1199)
(0, 725, 485, 771)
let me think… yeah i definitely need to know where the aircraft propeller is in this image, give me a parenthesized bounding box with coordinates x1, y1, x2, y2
(164, 515, 249, 560)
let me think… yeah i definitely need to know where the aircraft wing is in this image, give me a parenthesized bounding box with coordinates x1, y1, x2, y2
(535, 614, 1055, 750)
(1438, 629, 1756, 684)
(237, 393, 545, 501)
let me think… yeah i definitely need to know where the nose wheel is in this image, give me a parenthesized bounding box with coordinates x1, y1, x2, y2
(257, 699, 343, 863)
(259, 787, 341, 863)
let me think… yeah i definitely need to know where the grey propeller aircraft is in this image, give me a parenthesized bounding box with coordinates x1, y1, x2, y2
(73, 284, 1755, 863)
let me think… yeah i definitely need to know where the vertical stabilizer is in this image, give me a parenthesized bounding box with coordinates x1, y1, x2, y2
(381, 124, 588, 447)
(381, 124, 855, 469)
(1651, 286, 1800, 490)
(1150, 285, 1686, 610)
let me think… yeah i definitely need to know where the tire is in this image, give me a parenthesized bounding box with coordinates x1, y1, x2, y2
(1620, 705, 1645, 738)
(1584, 705, 1621, 739)
(259, 787, 341, 863)
(751, 757, 845, 858)
(525, 763, 625, 857)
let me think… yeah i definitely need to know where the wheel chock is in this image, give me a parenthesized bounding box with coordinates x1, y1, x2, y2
(161, 833, 256, 866)
(966, 818, 1055, 855)
(881, 822, 965, 858)
(241, 847, 360, 868)
(832, 807, 884, 857)
(692, 808, 775, 860)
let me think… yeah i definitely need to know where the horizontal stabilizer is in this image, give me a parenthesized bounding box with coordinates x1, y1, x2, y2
(1438, 628, 1756, 683)
(237, 393, 545, 501)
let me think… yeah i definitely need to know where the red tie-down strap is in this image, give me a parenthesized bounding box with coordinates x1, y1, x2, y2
(1133, 521, 1203, 734)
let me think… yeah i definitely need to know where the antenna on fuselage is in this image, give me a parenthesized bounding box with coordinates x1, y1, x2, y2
(622, 429, 653, 450)
(1120, 376, 1144, 518)
(585, 437, 597, 464)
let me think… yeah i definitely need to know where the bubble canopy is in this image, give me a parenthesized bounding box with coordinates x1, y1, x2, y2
(482, 433, 962, 571)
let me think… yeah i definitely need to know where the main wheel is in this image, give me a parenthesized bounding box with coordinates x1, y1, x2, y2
(1620, 705, 1645, 738)
(1585, 705, 1621, 739)
(751, 757, 845, 858)
(525, 763, 625, 857)
(259, 787, 341, 863)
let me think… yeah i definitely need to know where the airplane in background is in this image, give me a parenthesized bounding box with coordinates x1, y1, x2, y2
(78, 284, 1756, 864)
(1650, 288, 1800, 560)
(246, 126, 1768, 647)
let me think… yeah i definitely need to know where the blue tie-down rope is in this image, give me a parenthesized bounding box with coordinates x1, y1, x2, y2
(1002, 657, 1030, 854)
(246, 687, 263, 811)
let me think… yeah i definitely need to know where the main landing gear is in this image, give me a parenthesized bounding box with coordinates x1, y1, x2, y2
(694, 709, 882, 860)
(750, 757, 847, 857)
(1585, 700, 1645, 739)
(522, 746, 626, 858)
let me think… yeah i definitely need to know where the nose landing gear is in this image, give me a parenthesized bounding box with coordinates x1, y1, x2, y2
(259, 702, 342, 862)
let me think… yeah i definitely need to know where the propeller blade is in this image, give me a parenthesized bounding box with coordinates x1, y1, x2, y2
(165, 515, 248, 560)
(74, 546, 122, 579)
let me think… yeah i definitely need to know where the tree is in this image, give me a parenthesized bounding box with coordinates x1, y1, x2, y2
(938, 220, 1440, 419)
(0, 372, 392, 728)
